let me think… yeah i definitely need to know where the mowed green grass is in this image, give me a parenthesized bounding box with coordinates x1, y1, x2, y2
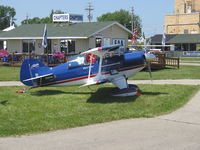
(130, 66, 200, 80)
(0, 84, 199, 137)
(0, 66, 200, 81)
(180, 57, 200, 63)
(0, 66, 20, 81)
(180, 57, 200, 61)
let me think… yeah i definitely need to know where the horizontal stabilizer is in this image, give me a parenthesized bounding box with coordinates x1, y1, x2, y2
(23, 73, 53, 82)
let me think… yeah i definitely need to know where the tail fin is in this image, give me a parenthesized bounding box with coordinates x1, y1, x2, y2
(20, 58, 49, 86)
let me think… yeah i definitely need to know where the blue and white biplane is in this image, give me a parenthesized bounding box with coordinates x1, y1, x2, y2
(20, 44, 155, 96)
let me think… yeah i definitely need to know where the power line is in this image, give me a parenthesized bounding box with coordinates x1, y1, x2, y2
(85, 3, 94, 22)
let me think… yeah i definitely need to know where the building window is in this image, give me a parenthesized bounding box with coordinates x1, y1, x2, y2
(184, 29, 189, 34)
(175, 44, 181, 51)
(95, 38, 102, 47)
(182, 44, 188, 51)
(103, 38, 111, 46)
(190, 44, 196, 51)
(22, 40, 35, 54)
(112, 39, 125, 46)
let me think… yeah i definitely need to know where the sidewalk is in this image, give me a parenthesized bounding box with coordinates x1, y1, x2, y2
(1, 79, 200, 86)
(180, 62, 200, 66)
(0, 81, 23, 86)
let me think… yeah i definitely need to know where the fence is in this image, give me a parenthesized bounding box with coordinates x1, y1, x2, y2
(0, 52, 180, 69)
(150, 52, 180, 69)
(0, 53, 77, 67)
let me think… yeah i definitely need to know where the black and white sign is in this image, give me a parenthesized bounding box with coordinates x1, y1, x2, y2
(53, 14, 83, 23)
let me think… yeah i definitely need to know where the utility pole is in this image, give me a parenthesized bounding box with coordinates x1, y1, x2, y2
(26, 13, 29, 24)
(130, 6, 134, 32)
(85, 3, 94, 22)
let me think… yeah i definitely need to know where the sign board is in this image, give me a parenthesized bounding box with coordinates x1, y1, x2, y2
(53, 14, 69, 22)
(53, 14, 83, 23)
(69, 14, 83, 22)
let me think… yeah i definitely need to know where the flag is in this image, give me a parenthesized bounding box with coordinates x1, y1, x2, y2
(132, 28, 138, 45)
(143, 32, 145, 40)
(42, 24, 48, 48)
(162, 32, 166, 46)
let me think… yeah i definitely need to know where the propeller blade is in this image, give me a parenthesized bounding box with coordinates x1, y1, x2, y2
(144, 52, 155, 80)
(147, 61, 152, 80)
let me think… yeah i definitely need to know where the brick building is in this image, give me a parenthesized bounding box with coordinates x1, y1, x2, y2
(165, 0, 200, 34)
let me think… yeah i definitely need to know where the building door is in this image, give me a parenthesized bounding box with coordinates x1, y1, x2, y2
(95, 38, 102, 47)
(60, 40, 76, 54)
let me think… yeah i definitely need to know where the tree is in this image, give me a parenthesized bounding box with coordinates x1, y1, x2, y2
(97, 9, 142, 38)
(0, 5, 16, 30)
(21, 10, 64, 24)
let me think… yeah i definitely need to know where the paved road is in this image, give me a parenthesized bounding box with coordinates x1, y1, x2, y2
(0, 80, 200, 150)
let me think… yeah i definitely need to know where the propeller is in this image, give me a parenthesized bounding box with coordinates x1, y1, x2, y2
(147, 61, 152, 79)
(144, 52, 156, 80)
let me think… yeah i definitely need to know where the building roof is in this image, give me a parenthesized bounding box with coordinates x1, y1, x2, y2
(150, 34, 176, 44)
(0, 22, 132, 40)
(150, 34, 200, 44)
(167, 34, 200, 44)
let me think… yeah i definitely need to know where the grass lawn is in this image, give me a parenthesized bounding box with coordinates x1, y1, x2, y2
(0, 84, 199, 137)
(180, 57, 200, 61)
(180, 57, 200, 63)
(0, 66, 20, 81)
(181, 61, 200, 63)
(130, 66, 200, 80)
(0, 66, 200, 81)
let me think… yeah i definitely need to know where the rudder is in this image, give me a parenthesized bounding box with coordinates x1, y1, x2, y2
(20, 58, 48, 86)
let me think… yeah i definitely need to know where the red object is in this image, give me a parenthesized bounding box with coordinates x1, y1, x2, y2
(16, 88, 26, 94)
(132, 28, 138, 45)
(0, 49, 9, 58)
(86, 53, 97, 63)
(52, 52, 65, 59)
(136, 92, 142, 96)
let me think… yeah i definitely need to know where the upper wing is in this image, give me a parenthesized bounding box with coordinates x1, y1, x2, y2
(81, 44, 121, 57)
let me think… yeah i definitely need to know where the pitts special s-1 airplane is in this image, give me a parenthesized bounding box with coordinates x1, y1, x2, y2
(20, 44, 155, 96)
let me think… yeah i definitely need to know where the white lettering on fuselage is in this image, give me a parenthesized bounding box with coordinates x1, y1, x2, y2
(83, 66, 94, 70)
(31, 63, 39, 69)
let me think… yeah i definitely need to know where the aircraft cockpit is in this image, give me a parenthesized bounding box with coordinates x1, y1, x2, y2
(68, 53, 98, 69)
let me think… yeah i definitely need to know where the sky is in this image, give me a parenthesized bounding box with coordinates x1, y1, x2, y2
(0, 0, 174, 37)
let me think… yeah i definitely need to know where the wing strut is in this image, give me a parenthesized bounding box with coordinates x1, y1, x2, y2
(87, 54, 93, 83)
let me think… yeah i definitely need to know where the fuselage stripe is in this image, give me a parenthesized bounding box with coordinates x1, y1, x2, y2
(45, 64, 145, 86)
(45, 74, 97, 86)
